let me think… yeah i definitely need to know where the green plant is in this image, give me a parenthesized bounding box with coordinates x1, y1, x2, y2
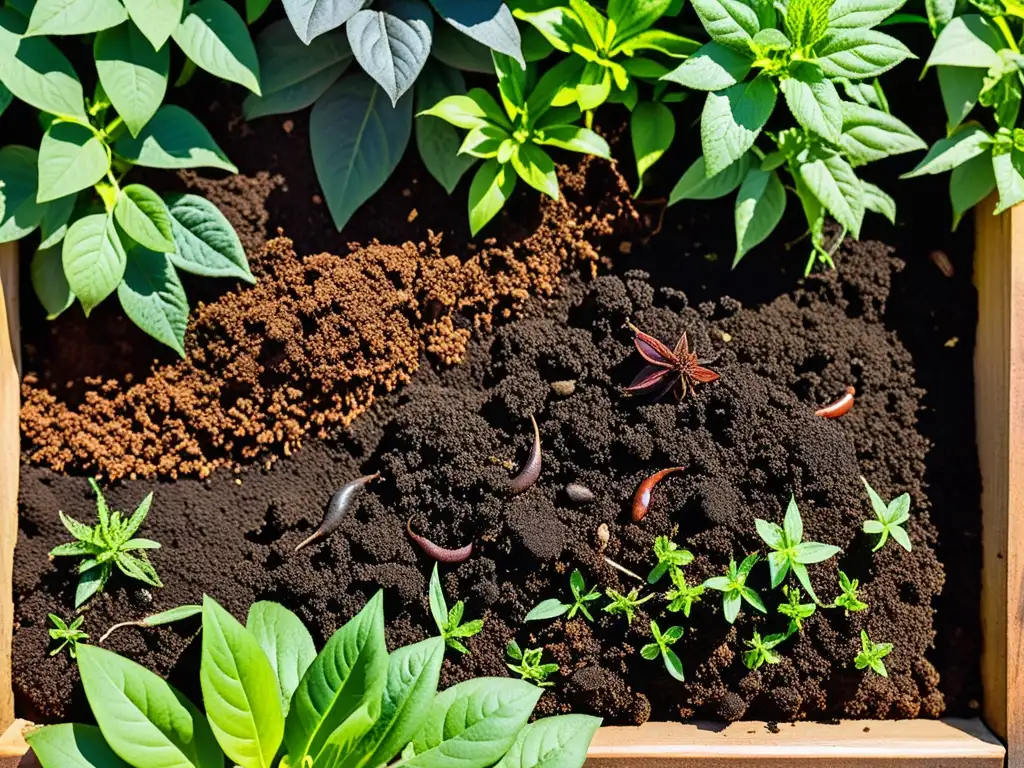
(421, 52, 611, 234)
(640, 620, 685, 682)
(428, 563, 485, 654)
(854, 628, 893, 676)
(754, 495, 841, 603)
(0, 0, 257, 354)
(703, 553, 766, 624)
(834, 570, 869, 613)
(27, 592, 603, 768)
(742, 629, 787, 670)
(861, 477, 912, 552)
(665, 567, 705, 616)
(663, 0, 924, 270)
(48, 614, 87, 659)
(506, 640, 560, 687)
(98, 604, 202, 643)
(49, 478, 162, 608)
(777, 585, 816, 633)
(647, 534, 694, 584)
(524, 568, 601, 622)
(603, 586, 656, 624)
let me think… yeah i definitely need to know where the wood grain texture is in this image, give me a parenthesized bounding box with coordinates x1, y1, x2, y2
(0, 244, 18, 732)
(975, 195, 1024, 768)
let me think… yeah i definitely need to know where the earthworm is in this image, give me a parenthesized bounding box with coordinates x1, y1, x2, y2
(509, 415, 542, 494)
(407, 518, 473, 563)
(632, 467, 684, 523)
(566, 483, 595, 504)
(815, 387, 856, 419)
(295, 472, 379, 552)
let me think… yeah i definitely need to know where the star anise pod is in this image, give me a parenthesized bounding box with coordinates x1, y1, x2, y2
(625, 322, 720, 400)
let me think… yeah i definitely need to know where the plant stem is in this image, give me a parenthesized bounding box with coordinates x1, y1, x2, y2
(995, 16, 1020, 53)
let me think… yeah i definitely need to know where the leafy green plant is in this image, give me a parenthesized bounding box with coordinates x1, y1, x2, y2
(703, 553, 766, 624)
(834, 570, 869, 614)
(524, 568, 601, 622)
(0, 0, 257, 354)
(861, 477, 912, 551)
(49, 479, 162, 608)
(854, 628, 893, 676)
(777, 585, 816, 633)
(27, 592, 603, 768)
(640, 619, 685, 682)
(603, 586, 656, 624)
(647, 534, 694, 584)
(428, 563, 485, 654)
(754, 495, 841, 603)
(663, 0, 924, 270)
(742, 629, 787, 670)
(665, 567, 705, 616)
(48, 614, 87, 659)
(421, 52, 611, 233)
(98, 604, 202, 643)
(506, 640, 560, 687)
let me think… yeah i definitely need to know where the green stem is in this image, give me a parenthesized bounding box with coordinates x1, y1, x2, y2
(101, 115, 123, 139)
(995, 16, 1020, 52)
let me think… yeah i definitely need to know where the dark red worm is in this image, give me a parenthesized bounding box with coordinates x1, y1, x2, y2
(815, 386, 856, 419)
(295, 472, 379, 552)
(632, 466, 684, 523)
(509, 415, 541, 494)
(407, 518, 473, 563)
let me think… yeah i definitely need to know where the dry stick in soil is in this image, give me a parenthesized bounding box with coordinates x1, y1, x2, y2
(407, 519, 473, 563)
(815, 386, 856, 418)
(509, 415, 542, 494)
(633, 467, 685, 522)
(294, 472, 379, 552)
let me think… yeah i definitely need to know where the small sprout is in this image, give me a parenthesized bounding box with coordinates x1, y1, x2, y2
(428, 564, 484, 655)
(50, 479, 162, 608)
(98, 604, 202, 643)
(777, 585, 816, 634)
(854, 630, 893, 677)
(742, 630, 787, 671)
(665, 568, 704, 617)
(861, 478, 912, 552)
(703, 553, 766, 624)
(506, 640, 559, 687)
(647, 535, 694, 584)
(524, 569, 600, 622)
(834, 571, 869, 614)
(640, 620, 685, 682)
(755, 495, 841, 604)
(603, 587, 656, 625)
(48, 614, 88, 659)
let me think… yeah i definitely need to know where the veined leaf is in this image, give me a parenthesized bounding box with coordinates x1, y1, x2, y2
(814, 29, 914, 79)
(117, 247, 190, 356)
(115, 105, 237, 172)
(781, 63, 842, 143)
(861, 180, 895, 223)
(510, 142, 558, 198)
(701, 74, 776, 177)
(734, 166, 785, 264)
(62, 212, 126, 316)
(902, 122, 991, 177)
(938, 66, 985, 130)
(430, 0, 523, 65)
(839, 101, 925, 165)
(468, 157, 516, 234)
(283, 0, 365, 44)
(173, 0, 261, 94)
(347, 0, 434, 105)
(114, 184, 175, 253)
(37, 121, 109, 203)
(311, 704, 377, 768)
(689, 0, 759, 50)
(95, 21, 170, 137)
(492, 715, 602, 768)
(799, 149, 865, 237)
(26, 0, 126, 36)
(415, 61, 477, 193)
(926, 14, 1002, 70)
(993, 147, 1024, 214)
(828, 0, 905, 29)
(785, 0, 831, 47)
(38, 191, 76, 249)
(123, 0, 184, 51)
(166, 193, 254, 282)
(661, 40, 752, 90)
(950, 149, 994, 229)
(246, 601, 318, 713)
(669, 153, 751, 203)
(26, 724, 131, 768)
(0, 144, 46, 242)
(609, 0, 672, 41)
(631, 100, 675, 193)
(30, 246, 74, 319)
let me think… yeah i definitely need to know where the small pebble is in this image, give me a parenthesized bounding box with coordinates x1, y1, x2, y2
(619, 241, 632, 254)
(597, 523, 610, 550)
(930, 250, 954, 277)
(720, 331, 733, 343)
(566, 483, 595, 504)
(945, 336, 959, 348)
(551, 380, 576, 397)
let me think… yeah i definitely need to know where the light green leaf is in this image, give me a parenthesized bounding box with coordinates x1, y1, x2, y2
(95, 21, 170, 138)
(861, 180, 896, 223)
(700, 74, 776, 177)
(115, 104, 237, 172)
(26, 0, 126, 36)
(609, 0, 671, 41)
(993, 147, 1024, 214)
(828, 0, 905, 29)
(166, 193, 253, 282)
(839, 101, 926, 165)
(734, 167, 785, 264)
(115, 184, 174, 252)
(631, 101, 674, 192)
(123, 0, 184, 51)
(533, 124, 609, 157)
(31, 246, 74, 319)
(814, 29, 914, 79)
(524, 599, 570, 622)
(614, 28, 700, 57)
(785, 0, 831, 47)
(950, 149, 995, 229)
(38, 192, 76, 249)
(926, 15, 1002, 70)
(799, 149, 864, 237)
(173, 0, 261, 94)
(62, 212, 126, 316)
(689, 0, 759, 50)
(468, 157, 516, 235)
(511, 7, 584, 54)
(902, 122, 991, 177)
(416, 61, 476, 193)
(36, 121, 109, 203)
(0, 144, 46, 242)
(26, 724, 131, 768)
(246, 601, 317, 714)
(661, 41, 752, 90)
(511, 143, 558, 199)
(492, 715, 603, 768)
(312, 704, 377, 768)
(781, 63, 842, 143)
(117, 247, 189, 356)
(669, 153, 751, 203)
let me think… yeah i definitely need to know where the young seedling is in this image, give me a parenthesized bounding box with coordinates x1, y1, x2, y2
(50, 479, 162, 608)
(834, 571, 869, 614)
(778, 585, 816, 634)
(428, 563, 484, 655)
(743, 630, 787, 671)
(98, 604, 202, 643)
(665, 568, 705, 617)
(855, 630, 893, 677)
(703, 553, 766, 624)
(755, 496, 841, 604)
(524, 569, 601, 622)
(603, 587, 656, 625)
(647, 535, 694, 584)
(506, 640, 559, 687)
(48, 614, 87, 659)
(640, 620, 686, 682)
(861, 478, 912, 552)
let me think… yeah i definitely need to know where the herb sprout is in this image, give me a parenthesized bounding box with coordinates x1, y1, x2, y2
(524, 568, 601, 622)
(98, 604, 203, 644)
(640, 620, 686, 682)
(861, 477, 912, 552)
(647, 535, 694, 584)
(49, 479, 162, 608)
(665, 568, 705, 617)
(48, 614, 87, 659)
(743, 630, 787, 671)
(506, 640, 560, 687)
(754, 495, 841, 603)
(834, 571, 869, 614)
(854, 629, 893, 676)
(603, 587, 656, 625)
(703, 553, 766, 624)
(778, 585, 816, 633)
(428, 563, 485, 654)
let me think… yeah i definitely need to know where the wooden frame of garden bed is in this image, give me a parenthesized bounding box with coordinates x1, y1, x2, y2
(0, 198, 1018, 767)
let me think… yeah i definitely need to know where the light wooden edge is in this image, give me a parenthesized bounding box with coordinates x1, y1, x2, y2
(0, 242, 18, 735)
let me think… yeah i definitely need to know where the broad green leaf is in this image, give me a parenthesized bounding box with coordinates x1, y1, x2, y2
(785, 0, 831, 47)
(284, 591, 389, 763)
(828, 0, 905, 29)
(418, 92, 491, 128)
(669, 153, 751, 203)
(799, 149, 864, 237)
(614, 28, 700, 57)
(38, 191, 76, 249)
(283, 0, 365, 44)
(173, 0, 261, 94)
(492, 715, 603, 768)
(609, 0, 670, 41)
(115, 105, 237, 172)
(200, 596, 284, 768)
(0, 144, 46, 242)
(734, 167, 785, 264)
(37, 121, 109, 203)
(468, 157, 516, 234)
(700, 74, 776, 177)
(570, 0, 607, 45)
(77, 644, 222, 768)
(312, 704, 377, 768)
(511, 143, 558, 198)
(754, 518, 785, 549)
(26, 0, 126, 36)
(248, 0, 273, 23)
(26, 724, 131, 768)
(246, 601, 318, 713)
(243, 21, 351, 120)
(926, 15, 1001, 70)
(689, 0, 759, 50)
(781, 63, 842, 143)
(431, 21, 495, 72)
(814, 29, 914, 79)
(511, 7, 585, 54)
(115, 184, 174, 253)
(166, 193, 254, 282)
(94, 21, 170, 138)
(0, 82, 10, 116)
(532, 123, 609, 157)
(62, 212, 126, 315)
(937, 66, 984, 130)
(117, 246, 189, 356)
(142, 604, 204, 625)
(839, 102, 926, 165)
(524, 599, 570, 622)
(347, 0, 434, 105)
(661, 41, 752, 90)
(631, 100, 674, 193)
(792, 541, 841, 563)
(902, 123, 991, 177)
(123, 0, 184, 51)
(430, 0, 524, 65)
(416, 61, 476, 193)
(30, 246, 74, 319)
(406, 677, 542, 768)
(993, 147, 1024, 214)
(950, 149, 994, 228)
(861, 180, 895, 223)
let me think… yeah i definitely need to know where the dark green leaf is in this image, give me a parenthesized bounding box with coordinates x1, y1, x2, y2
(115, 105, 237, 172)
(30, 246, 74, 319)
(700, 74, 776, 177)
(166, 193, 254, 282)
(95, 20, 170, 137)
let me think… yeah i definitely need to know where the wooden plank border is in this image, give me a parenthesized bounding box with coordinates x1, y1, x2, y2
(0, 243, 19, 734)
